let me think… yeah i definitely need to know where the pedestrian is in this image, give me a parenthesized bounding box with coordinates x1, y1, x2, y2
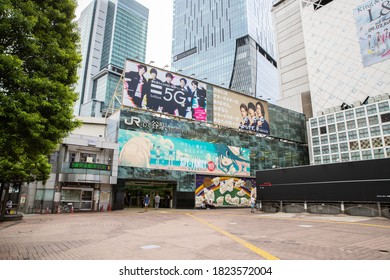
(6, 199, 12, 215)
(250, 195, 256, 213)
(144, 194, 150, 212)
(154, 193, 160, 210)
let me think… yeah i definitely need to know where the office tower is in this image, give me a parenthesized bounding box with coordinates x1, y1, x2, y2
(75, 0, 148, 117)
(171, 0, 280, 102)
(273, 0, 390, 118)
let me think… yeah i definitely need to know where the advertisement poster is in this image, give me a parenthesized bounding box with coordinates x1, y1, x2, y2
(122, 59, 207, 121)
(195, 175, 256, 208)
(118, 129, 250, 176)
(353, 0, 390, 67)
(213, 87, 270, 135)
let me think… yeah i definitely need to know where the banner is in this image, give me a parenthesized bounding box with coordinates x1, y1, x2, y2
(213, 87, 270, 134)
(353, 0, 390, 67)
(118, 130, 250, 176)
(122, 60, 207, 121)
(195, 175, 256, 208)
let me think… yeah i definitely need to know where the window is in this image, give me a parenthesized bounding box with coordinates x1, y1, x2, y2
(331, 154, 340, 162)
(359, 128, 369, 138)
(337, 122, 346, 131)
(80, 153, 97, 163)
(329, 134, 338, 143)
(348, 130, 357, 140)
(311, 128, 319, 136)
(310, 118, 318, 127)
(362, 150, 372, 160)
(327, 115, 335, 124)
(373, 148, 385, 159)
(381, 113, 390, 123)
(366, 104, 377, 115)
(339, 142, 349, 152)
(357, 118, 367, 128)
(370, 126, 381, 137)
(312, 137, 320, 146)
(355, 107, 366, 117)
(349, 141, 359, 150)
(341, 153, 350, 162)
(347, 120, 356, 130)
(351, 151, 361, 161)
(320, 126, 327, 134)
(318, 117, 326, 125)
(314, 157, 322, 164)
(313, 147, 321, 156)
(69, 152, 76, 163)
(321, 135, 328, 144)
(321, 145, 329, 154)
(322, 155, 330, 163)
(372, 137, 383, 148)
(368, 115, 379, 125)
(328, 124, 336, 133)
(345, 110, 355, 120)
(330, 144, 339, 153)
(360, 139, 371, 149)
(336, 112, 344, 122)
(338, 132, 347, 142)
(383, 124, 390, 135)
(378, 101, 389, 112)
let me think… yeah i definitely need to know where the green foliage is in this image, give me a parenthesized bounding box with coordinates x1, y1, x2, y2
(0, 0, 81, 183)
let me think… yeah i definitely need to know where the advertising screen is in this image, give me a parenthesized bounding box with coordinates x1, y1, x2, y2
(213, 87, 270, 135)
(195, 175, 256, 208)
(118, 129, 250, 176)
(122, 59, 207, 121)
(353, 0, 390, 67)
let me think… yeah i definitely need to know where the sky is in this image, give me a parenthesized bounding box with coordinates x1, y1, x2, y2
(76, 0, 173, 69)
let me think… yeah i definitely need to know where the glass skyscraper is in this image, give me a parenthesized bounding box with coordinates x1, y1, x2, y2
(171, 0, 280, 102)
(75, 0, 149, 117)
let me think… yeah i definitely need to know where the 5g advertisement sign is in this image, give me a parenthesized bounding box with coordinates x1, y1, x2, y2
(122, 59, 207, 121)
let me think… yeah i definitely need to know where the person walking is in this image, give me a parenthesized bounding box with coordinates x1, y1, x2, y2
(250, 195, 256, 213)
(154, 193, 161, 210)
(6, 199, 12, 215)
(144, 194, 150, 212)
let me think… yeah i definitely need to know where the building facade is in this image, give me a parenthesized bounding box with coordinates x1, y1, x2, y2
(171, 0, 280, 102)
(273, 0, 390, 118)
(75, 0, 149, 117)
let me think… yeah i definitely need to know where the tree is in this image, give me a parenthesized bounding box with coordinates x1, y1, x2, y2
(0, 0, 81, 217)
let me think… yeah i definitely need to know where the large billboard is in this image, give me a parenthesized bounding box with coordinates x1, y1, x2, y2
(122, 60, 207, 121)
(213, 87, 270, 135)
(353, 0, 390, 67)
(195, 175, 256, 208)
(118, 130, 250, 176)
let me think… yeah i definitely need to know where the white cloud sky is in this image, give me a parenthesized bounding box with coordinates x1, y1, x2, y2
(76, 0, 173, 69)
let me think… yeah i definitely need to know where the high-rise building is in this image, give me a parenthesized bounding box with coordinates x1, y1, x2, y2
(273, 0, 390, 118)
(171, 0, 280, 102)
(75, 0, 149, 117)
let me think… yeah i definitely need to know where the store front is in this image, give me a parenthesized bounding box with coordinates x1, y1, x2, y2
(60, 185, 94, 211)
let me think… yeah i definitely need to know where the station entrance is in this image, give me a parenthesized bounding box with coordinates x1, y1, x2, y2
(123, 180, 176, 208)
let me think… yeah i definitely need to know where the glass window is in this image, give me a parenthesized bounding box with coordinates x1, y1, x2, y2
(345, 110, 355, 120)
(347, 120, 356, 130)
(311, 128, 319, 136)
(320, 126, 327, 134)
(338, 132, 347, 142)
(80, 153, 96, 163)
(313, 146, 321, 156)
(330, 144, 339, 153)
(327, 115, 335, 124)
(355, 107, 366, 117)
(387, 147, 390, 157)
(381, 113, 390, 123)
(328, 124, 336, 133)
(360, 139, 371, 149)
(312, 137, 320, 146)
(336, 112, 344, 122)
(320, 135, 328, 144)
(341, 153, 350, 162)
(331, 154, 340, 162)
(337, 122, 346, 131)
(362, 150, 372, 160)
(368, 115, 379, 125)
(322, 155, 330, 163)
(378, 101, 389, 112)
(314, 157, 322, 164)
(349, 141, 359, 150)
(310, 118, 318, 127)
(329, 134, 338, 143)
(321, 145, 329, 154)
(373, 148, 385, 159)
(382, 124, 390, 135)
(372, 137, 383, 148)
(370, 126, 381, 137)
(348, 130, 357, 140)
(359, 128, 369, 138)
(357, 118, 367, 128)
(318, 117, 326, 125)
(351, 151, 361, 161)
(339, 142, 349, 152)
(366, 104, 377, 115)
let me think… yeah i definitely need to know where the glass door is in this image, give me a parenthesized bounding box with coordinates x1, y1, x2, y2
(80, 190, 93, 210)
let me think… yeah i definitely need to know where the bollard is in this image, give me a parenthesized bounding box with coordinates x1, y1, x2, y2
(70, 205, 74, 214)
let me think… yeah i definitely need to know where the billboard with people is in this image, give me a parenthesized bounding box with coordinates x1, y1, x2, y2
(213, 87, 270, 135)
(118, 129, 250, 176)
(122, 59, 207, 121)
(353, 0, 390, 67)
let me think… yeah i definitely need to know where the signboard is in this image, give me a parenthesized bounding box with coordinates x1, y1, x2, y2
(213, 87, 270, 134)
(195, 175, 256, 208)
(70, 162, 111, 171)
(353, 0, 390, 67)
(118, 129, 250, 176)
(122, 60, 207, 121)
